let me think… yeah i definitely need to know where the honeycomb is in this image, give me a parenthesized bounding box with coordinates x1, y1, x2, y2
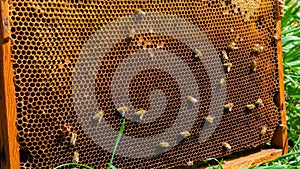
(8, 0, 281, 168)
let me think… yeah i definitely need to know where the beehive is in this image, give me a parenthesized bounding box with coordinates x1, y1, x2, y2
(0, 0, 287, 169)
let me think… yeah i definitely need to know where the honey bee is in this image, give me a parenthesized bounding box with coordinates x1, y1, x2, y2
(134, 9, 146, 16)
(221, 50, 228, 61)
(260, 125, 268, 136)
(246, 104, 256, 110)
(255, 98, 264, 107)
(279, 124, 288, 131)
(253, 44, 264, 53)
(8, 16, 14, 26)
(228, 42, 238, 50)
(93, 111, 105, 122)
(273, 33, 280, 41)
(220, 78, 226, 86)
(224, 103, 234, 111)
(73, 151, 79, 163)
(70, 132, 77, 146)
(117, 106, 129, 117)
(195, 49, 203, 58)
(135, 108, 147, 120)
(128, 29, 136, 40)
(180, 131, 191, 138)
(205, 115, 214, 123)
(222, 142, 232, 150)
(252, 60, 257, 72)
(223, 62, 233, 72)
(158, 142, 170, 148)
(187, 96, 198, 105)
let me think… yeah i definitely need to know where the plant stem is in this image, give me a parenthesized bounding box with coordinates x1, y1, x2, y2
(107, 119, 126, 169)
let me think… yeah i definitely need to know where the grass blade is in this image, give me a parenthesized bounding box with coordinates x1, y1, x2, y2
(107, 119, 126, 169)
(54, 163, 94, 169)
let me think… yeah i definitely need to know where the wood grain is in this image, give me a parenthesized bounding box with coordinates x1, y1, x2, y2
(270, 13, 288, 154)
(0, 0, 20, 169)
(198, 148, 283, 169)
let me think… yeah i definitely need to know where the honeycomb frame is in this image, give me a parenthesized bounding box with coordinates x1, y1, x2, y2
(0, 0, 287, 169)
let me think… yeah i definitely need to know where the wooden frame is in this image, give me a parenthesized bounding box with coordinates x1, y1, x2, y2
(0, 1, 287, 169)
(0, 0, 20, 169)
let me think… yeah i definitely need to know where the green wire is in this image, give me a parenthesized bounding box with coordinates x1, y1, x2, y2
(53, 163, 94, 169)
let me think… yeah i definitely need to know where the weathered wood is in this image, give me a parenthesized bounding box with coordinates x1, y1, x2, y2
(0, 0, 20, 168)
(199, 148, 283, 169)
(270, 12, 288, 154)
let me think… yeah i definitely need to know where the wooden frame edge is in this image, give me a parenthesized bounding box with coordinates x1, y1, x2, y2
(270, 7, 288, 154)
(198, 148, 283, 169)
(0, 0, 19, 169)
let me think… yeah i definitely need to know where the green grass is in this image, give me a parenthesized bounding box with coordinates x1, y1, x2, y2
(53, 119, 125, 169)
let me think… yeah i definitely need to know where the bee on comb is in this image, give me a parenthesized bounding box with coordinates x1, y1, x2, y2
(180, 131, 191, 139)
(253, 44, 264, 53)
(117, 106, 129, 117)
(70, 132, 77, 146)
(158, 141, 170, 148)
(224, 103, 234, 112)
(205, 115, 214, 123)
(222, 142, 232, 150)
(134, 9, 146, 16)
(73, 151, 79, 163)
(246, 104, 256, 110)
(223, 62, 233, 72)
(92, 111, 105, 123)
(260, 125, 268, 136)
(187, 96, 198, 105)
(228, 42, 238, 50)
(134, 108, 147, 120)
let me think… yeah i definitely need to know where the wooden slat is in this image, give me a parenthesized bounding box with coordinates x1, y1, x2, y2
(270, 3, 288, 154)
(0, 0, 20, 169)
(199, 148, 283, 169)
